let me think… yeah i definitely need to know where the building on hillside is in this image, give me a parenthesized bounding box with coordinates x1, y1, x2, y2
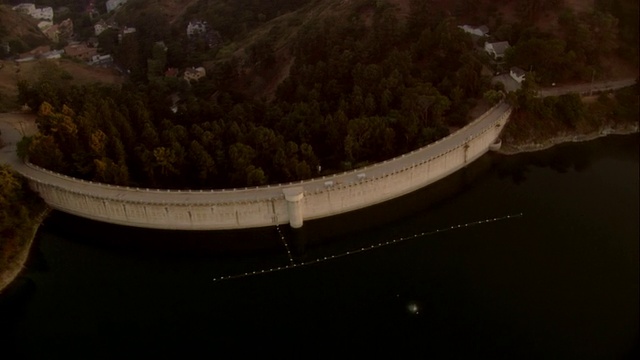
(12, 3, 36, 15)
(94, 20, 108, 36)
(458, 25, 489, 37)
(106, 0, 128, 12)
(42, 49, 64, 59)
(89, 54, 113, 66)
(43, 24, 60, 42)
(187, 20, 208, 38)
(31, 7, 53, 21)
(510, 67, 526, 84)
(64, 43, 97, 61)
(183, 67, 206, 82)
(117, 26, 136, 42)
(57, 18, 74, 40)
(37, 21, 53, 31)
(12, 4, 53, 21)
(484, 41, 510, 60)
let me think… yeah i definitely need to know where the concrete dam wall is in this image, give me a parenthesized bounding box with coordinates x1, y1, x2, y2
(21, 102, 512, 230)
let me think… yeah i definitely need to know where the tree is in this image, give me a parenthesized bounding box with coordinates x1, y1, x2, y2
(153, 146, 178, 176)
(0, 165, 31, 239)
(555, 93, 586, 127)
(188, 140, 216, 186)
(484, 90, 503, 105)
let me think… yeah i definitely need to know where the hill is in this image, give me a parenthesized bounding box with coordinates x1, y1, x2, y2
(0, 58, 124, 111)
(0, 4, 50, 55)
(13, 0, 639, 190)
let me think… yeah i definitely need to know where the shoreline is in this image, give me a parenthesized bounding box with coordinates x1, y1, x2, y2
(498, 122, 639, 155)
(0, 207, 50, 294)
(0, 122, 637, 293)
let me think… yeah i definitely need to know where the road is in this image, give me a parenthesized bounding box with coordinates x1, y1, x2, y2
(537, 78, 637, 97)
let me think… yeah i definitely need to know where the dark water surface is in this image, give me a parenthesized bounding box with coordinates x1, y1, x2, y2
(1, 135, 638, 359)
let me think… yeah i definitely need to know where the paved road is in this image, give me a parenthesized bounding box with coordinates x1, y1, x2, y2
(0, 113, 36, 169)
(538, 78, 637, 97)
(0, 102, 511, 204)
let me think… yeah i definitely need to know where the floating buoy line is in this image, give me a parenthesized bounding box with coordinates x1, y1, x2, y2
(276, 223, 295, 265)
(212, 213, 523, 282)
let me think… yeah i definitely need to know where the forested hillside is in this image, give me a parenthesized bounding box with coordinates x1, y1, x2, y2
(19, 0, 491, 189)
(16, 0, 638, 189)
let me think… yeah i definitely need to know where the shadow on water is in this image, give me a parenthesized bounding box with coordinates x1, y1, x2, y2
(287, 152, 495, 259)
(495, 134, 639, 184)
(39, 211, 282, 256)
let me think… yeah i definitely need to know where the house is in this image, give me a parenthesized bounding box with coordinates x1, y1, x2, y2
(42, 49, 64, 59)
(12, 4, 53, 21)
(117, 26, 136, 42)
(89, 54, 113, 66)
(458, 25, 489, 37)
(43, 24, 60, 42)
(484, 41, 510, 60)
(94, 20, 108, 36)
(106, 0, 128, 12)
(510, 67, 526, 84)
(31, 7, 53, 21)
(187, 20, 208, 38)
(183, 67, 206, 82)
(12, 3, 36, 15)
(57, 18, 74, 40)
(64, 43, 97, 61)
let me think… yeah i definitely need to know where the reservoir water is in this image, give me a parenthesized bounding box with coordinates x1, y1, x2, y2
(1, 135, 638, 359)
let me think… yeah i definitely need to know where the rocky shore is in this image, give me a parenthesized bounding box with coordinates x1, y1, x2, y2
(0, 207, 49, 294)
(498, 122, 639, 155)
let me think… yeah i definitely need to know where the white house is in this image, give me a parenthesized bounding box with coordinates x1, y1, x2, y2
(183, 67, 206, 82)
(187, 21, 208, 38)
(459, 25, 489, 37)
(90, 54, 113, 66)
(94, 20, 108, 36)
(510, 67, 526, 84)
(484, 41, 510, 59)
(31, 7, 53, 21)
(42, 49, 64, 59)
(106, 0, 128, 12)
(12, 3, 53, 21)
(12, 3, 36, 14)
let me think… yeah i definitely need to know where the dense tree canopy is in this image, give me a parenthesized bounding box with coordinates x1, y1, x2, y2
(19, 2, 496, 189)
(16, 0, 636, 190)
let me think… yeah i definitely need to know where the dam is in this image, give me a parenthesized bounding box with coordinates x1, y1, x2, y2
(7, 102, 512, 230)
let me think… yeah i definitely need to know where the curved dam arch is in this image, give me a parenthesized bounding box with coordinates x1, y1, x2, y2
(17, 102, 513, 230)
